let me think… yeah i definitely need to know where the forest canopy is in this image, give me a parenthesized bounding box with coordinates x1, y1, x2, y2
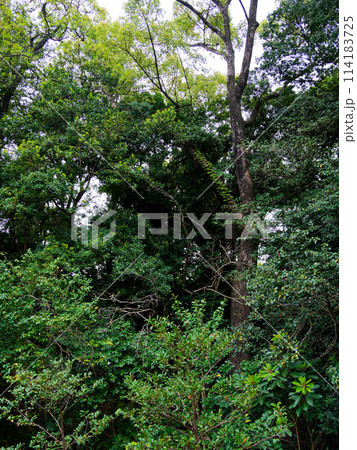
(0, 0, 338, 448)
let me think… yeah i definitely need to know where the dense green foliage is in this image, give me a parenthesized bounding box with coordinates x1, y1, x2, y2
(0, 0, 338, 448)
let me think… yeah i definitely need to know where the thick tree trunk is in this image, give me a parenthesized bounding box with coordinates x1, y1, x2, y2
(230, 237, 257, 326)
(225, 1, 259, 365)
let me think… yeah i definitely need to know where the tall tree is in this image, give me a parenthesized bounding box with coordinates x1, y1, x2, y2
(170, 0, 264, 356)
(114, 0, 263, 351)
(94, 0, 339, 368)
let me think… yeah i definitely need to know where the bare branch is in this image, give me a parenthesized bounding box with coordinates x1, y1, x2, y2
(175, 0, 225, 40)
(235, 0, 259, 99)
(143, 16, 165, 94)
(238, 0, 249, 22)
(189, 42, 226, 58)
(177, 51, 193, 104)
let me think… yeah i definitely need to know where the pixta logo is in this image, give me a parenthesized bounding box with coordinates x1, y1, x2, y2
(137, 213, 268, 240)
(70, 210, 268, 247)
(71, 210, 116, 249)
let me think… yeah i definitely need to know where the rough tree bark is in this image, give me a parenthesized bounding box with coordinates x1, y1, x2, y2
(221, 0, 258, 333)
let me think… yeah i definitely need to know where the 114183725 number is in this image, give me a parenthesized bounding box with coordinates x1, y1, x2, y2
(344, 16, 354, 83)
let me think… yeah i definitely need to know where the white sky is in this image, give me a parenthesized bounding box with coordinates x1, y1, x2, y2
(95, 0, 278, 72)
(96, 0, 276, 22)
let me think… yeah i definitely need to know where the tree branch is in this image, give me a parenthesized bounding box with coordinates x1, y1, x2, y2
(177, 51, 193, 104)
(175, 0, 225, 40)
(212, 0, 224, 13)
(246, 430, 287, 448)
(122, 46, 179, 107)
(238, 0, 249, 22)
(235, 0, 259, 100)
(244, 87, 284, 127)
(244, 59, 323, 127)
(16, 406, 60, 444)
(189, 42, 225, 58)
(143, 16, 165, 94)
